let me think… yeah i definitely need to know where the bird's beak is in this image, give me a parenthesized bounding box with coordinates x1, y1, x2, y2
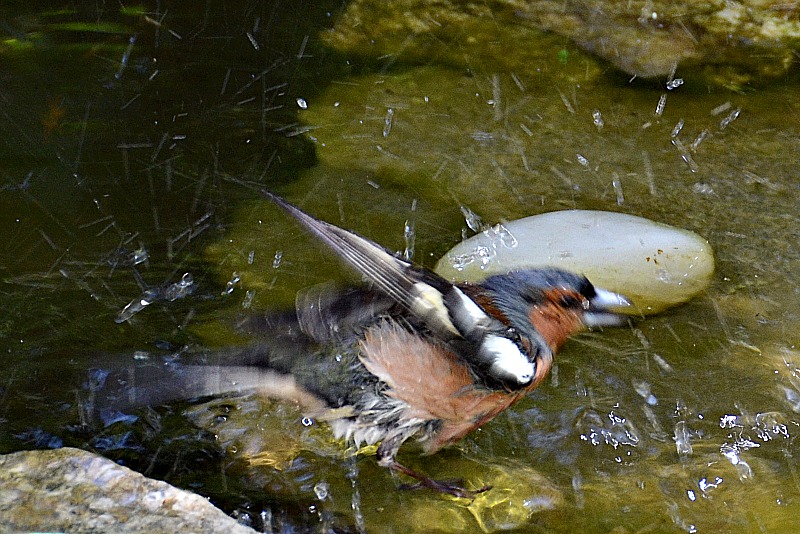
(583, 288, 632, 327)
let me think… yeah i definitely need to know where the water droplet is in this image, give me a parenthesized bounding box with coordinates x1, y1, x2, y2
(655, 93, 667, 116)
(314, 482, 330, 500)
(592, 109, 604, 130)
(493, 224, 518, 249)
(222, 272, 241, 296)
(719, 108, 741, 130)
(666, 78, 684, 90)
(674, 421, 693, 456)
(460, 205, 485, 233)
(241, 289, 255, 309)
(671, 118, 684, 138)
(383, 108, 394, 137)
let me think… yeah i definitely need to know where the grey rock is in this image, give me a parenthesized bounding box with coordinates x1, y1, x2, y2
(323, 0, 800, 84)
(0, 447, 256, 534)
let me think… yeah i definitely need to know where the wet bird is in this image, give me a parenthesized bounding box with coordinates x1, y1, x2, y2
(92, 192, 630, 498)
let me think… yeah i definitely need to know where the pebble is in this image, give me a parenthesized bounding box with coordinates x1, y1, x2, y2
(435, 210, 714, 315)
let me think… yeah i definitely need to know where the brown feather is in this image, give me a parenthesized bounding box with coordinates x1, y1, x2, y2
(528, 288, 587, 351)
(358, 322, 537, 453)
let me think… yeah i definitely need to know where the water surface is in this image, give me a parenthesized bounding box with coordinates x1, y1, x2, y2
(1, 2, 799, 532)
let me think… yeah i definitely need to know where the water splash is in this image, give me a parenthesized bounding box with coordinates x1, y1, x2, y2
(580, 410, 640, 450)
(719, 108, 741, 130)
(241, 289, 256, 309)
(403, 219, 415, 261)
(655, 93, 667, 116)
(671, 118, 685, 138)
(116, 272, 195, 322)
(612, 172, 624, 205)
(674, 420, 693, 456)
(592, 109, 604, 130)
(633, 379, 658, 406)
(671, 137, 698, 173)
(666, 78, 684, 90)
(383, 107, 394, 137)
(313, 481, 330, 500)
(272, 250, 283, 269)
(447, 223, 518, 272)
(460, 205, 486, 233)
(754, 412, 790, 441)
(221, 271, 241, 296)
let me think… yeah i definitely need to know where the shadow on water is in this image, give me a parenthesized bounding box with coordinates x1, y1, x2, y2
(1, 1, 800, 532)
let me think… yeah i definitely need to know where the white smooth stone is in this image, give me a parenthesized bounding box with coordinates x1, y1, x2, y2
(435, 210, 714, 315)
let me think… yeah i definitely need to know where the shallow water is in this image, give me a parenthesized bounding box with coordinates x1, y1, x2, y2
(1, 2, 799, 532)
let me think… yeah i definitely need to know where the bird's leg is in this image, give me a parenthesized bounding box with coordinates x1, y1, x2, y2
(388, 459, 492, 499)
(376, 440, 491, 499)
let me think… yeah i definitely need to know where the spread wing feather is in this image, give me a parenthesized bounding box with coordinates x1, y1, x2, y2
(263, 191, 534, 387)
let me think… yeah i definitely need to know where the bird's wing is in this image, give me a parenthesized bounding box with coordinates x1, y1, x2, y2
(294, 284, 397, 342)
(263, 192, 535, 387)
(264, 192, 464, 337)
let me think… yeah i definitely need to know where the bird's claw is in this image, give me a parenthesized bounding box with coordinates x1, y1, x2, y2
(399, 479, 493, 499)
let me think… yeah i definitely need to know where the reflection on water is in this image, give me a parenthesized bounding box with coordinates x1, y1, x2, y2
(1, 1, 800, 532)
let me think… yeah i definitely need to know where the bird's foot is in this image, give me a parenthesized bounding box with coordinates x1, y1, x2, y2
(399, 479, 492, 499)
(385, 458, 492, 499)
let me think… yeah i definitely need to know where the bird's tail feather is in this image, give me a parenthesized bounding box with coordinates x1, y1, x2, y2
(80, 345, 330, 427)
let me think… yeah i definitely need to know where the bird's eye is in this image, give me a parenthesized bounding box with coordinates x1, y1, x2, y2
(559, 294, 582, 308)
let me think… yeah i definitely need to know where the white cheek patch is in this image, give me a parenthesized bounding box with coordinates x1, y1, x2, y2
(482, 335, 534, 385)
(408, 282, 534, 385)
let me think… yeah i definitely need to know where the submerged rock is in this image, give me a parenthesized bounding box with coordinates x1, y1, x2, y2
(435, 210, 714, 314)
(324, 0, 800, 85)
